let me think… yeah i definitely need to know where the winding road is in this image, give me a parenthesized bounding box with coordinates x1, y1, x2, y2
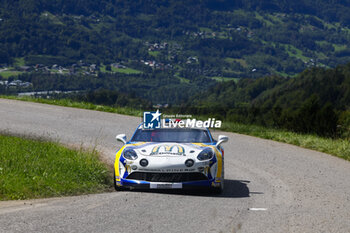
(0, 99, 350, 233)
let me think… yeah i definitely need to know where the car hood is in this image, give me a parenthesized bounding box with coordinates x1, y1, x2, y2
(128, 142, 213, 157)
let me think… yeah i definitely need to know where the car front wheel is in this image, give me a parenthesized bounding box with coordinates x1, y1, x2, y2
(211, 162, 224, 194)
(114, 171, 125, 191)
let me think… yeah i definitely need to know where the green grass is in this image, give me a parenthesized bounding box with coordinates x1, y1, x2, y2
(176, 76, 190, 83)
(221, 122, 350, 161)
(266, 13, 284, 24)
(99, 63, 142, 74)
(333, 44, 347, 52)
(199, 27, 213, 32)
(148, 51, 160, 57)
(315, 40, 328, 46)
(40, 12, 64, 25)
(14, 57, 25, 67)
(284, 44, 311, 62)
(0, 71, 23, 79)
(99, 64, 108, 72)
(255, 12, 274, 27)
(210, 76, 240, 83)
(0, 134, 112, 200)
(115, 67, 142, 74)
(274, 70, 298, 78)
(224, 57, 248, 68)
(174, 73, 190, 83)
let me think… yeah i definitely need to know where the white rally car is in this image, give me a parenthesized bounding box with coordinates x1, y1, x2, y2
(114, 124, 228, 193)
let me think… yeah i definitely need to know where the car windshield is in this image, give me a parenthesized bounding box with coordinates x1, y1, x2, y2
(131, 128, 212, 143)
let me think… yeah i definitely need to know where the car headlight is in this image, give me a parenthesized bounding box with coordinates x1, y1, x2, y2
(197, 148, 214, 161)
(123, 148, 138, 160)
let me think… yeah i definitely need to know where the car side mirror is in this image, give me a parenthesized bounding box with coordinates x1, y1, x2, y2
(216, 135, 228, 147)
(116, 134, 127, 144)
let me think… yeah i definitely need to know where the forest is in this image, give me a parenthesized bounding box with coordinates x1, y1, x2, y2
(188, 63, 350, 138)
(0, 0, 350, 138)
(1, 0, 350, 78)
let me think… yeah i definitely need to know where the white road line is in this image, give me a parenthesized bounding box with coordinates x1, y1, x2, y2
(249, 208, 268, 211)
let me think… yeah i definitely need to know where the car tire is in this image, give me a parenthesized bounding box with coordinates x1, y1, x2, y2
(211, 161, 224, 194)
(114, 171, 125, 191)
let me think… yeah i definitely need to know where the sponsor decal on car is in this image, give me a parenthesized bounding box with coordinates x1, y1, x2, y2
(150, 183, 183, 189)
(150, 144, 185, 155)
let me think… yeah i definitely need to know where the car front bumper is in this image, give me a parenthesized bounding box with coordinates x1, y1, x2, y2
(117, 178, 214, 189)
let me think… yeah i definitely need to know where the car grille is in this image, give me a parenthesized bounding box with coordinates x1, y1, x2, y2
(126, 172, 208, 182)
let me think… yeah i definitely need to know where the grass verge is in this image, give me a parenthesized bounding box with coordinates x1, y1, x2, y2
(0, 134, 112, 200)
(221, 122, 350, 161)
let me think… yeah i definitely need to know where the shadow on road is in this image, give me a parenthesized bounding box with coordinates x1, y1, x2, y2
(134, 179, 251, 198)
(220, 179, 251, 198)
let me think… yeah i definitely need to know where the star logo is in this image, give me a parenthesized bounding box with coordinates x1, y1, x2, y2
(150, 109, 161, 122)
(143, 110, 162, 129)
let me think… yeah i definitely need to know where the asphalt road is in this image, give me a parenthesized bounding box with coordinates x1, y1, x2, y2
(0, 99, 350, 233)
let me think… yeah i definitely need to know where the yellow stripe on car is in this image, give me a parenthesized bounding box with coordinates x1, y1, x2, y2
(215, 148, 222, 178)
(193, 143, 223, 178)
(130, 142, 146, 146)
(114, 145, 126, 181)
(192, 143, 208, 147)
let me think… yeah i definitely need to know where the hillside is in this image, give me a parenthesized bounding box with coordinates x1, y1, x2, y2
(1, 0, 350, 79)
(190, 63, 350, 137)
(1, 1, 350, 138)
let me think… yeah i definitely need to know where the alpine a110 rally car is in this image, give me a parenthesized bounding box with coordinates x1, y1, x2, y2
(114, 124, 228, 193)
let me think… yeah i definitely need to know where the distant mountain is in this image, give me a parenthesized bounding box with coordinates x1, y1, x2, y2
(1, 0, 350, 78)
